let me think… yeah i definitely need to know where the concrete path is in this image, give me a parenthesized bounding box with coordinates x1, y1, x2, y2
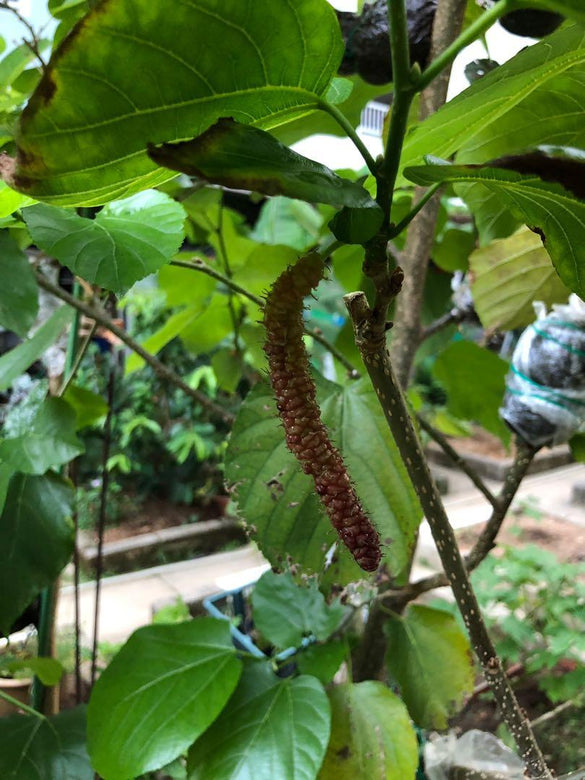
(57, 462, 585, 646)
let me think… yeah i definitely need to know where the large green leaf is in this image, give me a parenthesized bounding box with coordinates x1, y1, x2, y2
(0, 706, 92, 780)
(385, 604, 475, 729)
(24, 191, 185, 292)
(224, 376, 422, 585)
(405, 161, 585, 298)
(87, 618, 242, 780)
(401, 25, 585, 171)
(188, 663, 330, 780)
(319, 682, 418, 779)
(0, 305, 72, 391)
(0, 231, 38, 336)
(251, 571, 347, 649)
(149, 118, 379, 211)
(13, 0, 343, 205)
(432, 341, 510, 443)
(0, 397, 84, 474)
(470, 228, 570, 331)
(0, 472, 74, 635)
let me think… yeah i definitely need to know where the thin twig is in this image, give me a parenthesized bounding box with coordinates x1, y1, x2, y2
(0, 1, 47, 69)
(531, 699, 576, 729)
(388, 183, 443, 239)
(58, 322, 97, 397)
(421, 307, 469, 341)
(90, 362, 115, 687)
(417, 414, 498, 508)
(344, 289, 551, 778)
(0, 688, 46, 719)
(170, 257, 360, 376)
(34, 270, 234, 424)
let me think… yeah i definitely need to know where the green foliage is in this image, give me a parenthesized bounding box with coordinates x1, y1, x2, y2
(13, 0, 344, 205)
(0, 306, 72, 391)
(406, 159, 585, 298)
(0, 396, 84, 474)
(320, 682, 418, 779)
(469, 228, 570, 330)
(433, 341, 510, 444)
(471, 545, 585, 703)
(0, 472, 74, 635)
(149, 118, 379, 211)
(25, 191, 186, 292)
(385, 604, 475, 729)
(225, 376, 422, 584)
(87, 619, 243, 779)
(251, 571, 347, 649)
(187, 662, 331, 780)
(0, 706, 92, 780)
(0, 232, 38, 336)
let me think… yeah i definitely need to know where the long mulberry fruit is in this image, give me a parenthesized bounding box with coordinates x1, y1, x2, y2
(263, 253, 381, 572)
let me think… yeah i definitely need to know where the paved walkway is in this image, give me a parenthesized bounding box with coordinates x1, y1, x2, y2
(57, 463, 585, 645)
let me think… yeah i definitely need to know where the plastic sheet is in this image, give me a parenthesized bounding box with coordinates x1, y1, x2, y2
(424, 730, 525, 780)
(500, 295, 585, 448)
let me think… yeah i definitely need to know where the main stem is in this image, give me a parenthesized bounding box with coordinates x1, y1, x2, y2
(345, 291, 551, 778)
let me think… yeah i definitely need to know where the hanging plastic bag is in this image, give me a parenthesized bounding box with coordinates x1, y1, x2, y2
(424, 729, 525, 780)
(500, 295, 585, 448)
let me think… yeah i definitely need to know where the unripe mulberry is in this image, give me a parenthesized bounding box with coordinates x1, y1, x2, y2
(263, 253, 381, 572)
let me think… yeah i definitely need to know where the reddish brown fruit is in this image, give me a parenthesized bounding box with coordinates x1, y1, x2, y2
(263, 253, 381, 573)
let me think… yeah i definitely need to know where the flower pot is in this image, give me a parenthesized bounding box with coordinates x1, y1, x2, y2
(0, 676, 32, 716)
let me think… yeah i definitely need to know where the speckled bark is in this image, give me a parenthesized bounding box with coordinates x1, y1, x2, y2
(263, 253, 381, 572)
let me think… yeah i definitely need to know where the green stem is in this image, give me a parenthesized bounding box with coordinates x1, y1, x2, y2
(388, 182, 442, 238)
(318, 99, 378, 176)
(417, 0, 511, 92)
(381, 0, 416, 222)
(0, 688, 46, 719)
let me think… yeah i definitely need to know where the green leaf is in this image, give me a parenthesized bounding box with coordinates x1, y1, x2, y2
(456, 181, 522, 245)
(24, 191, 185, 293)
(62, 384, 108, 429)
(319, 682, 418, 780)
(251, 571, 347, 649)
(433, 341, 510, 443)
(188, 663, 330, 780)
(385, 604, 475, 729)
(0, 397, 84, 474)
(469, 228, 570, 331)
(250, 196, 324, 251)
(325, 77, 354, 105)
(401, 25, 585, 171)
(0, 305, 72, 391)
(0, 472, 74, 635)
(211, 348, 242, 394)
(87, 618, 242, 780)
(0, 231, 38, 336)
(0, 42, 49, 90)
(296, 640, 347, 684)
(433, 227, 475, 272)
(0, 181, 35, 218)
(149, 119, 378, 211)
(406, 160, 585, 299)
(13, 0, 343, 205)
(329, 202, 384, 244)
(158, 262, 217, 307)
(4, 656, 64, 686)
(0, 706, 92, 780)
(225, 376, 421, 585)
